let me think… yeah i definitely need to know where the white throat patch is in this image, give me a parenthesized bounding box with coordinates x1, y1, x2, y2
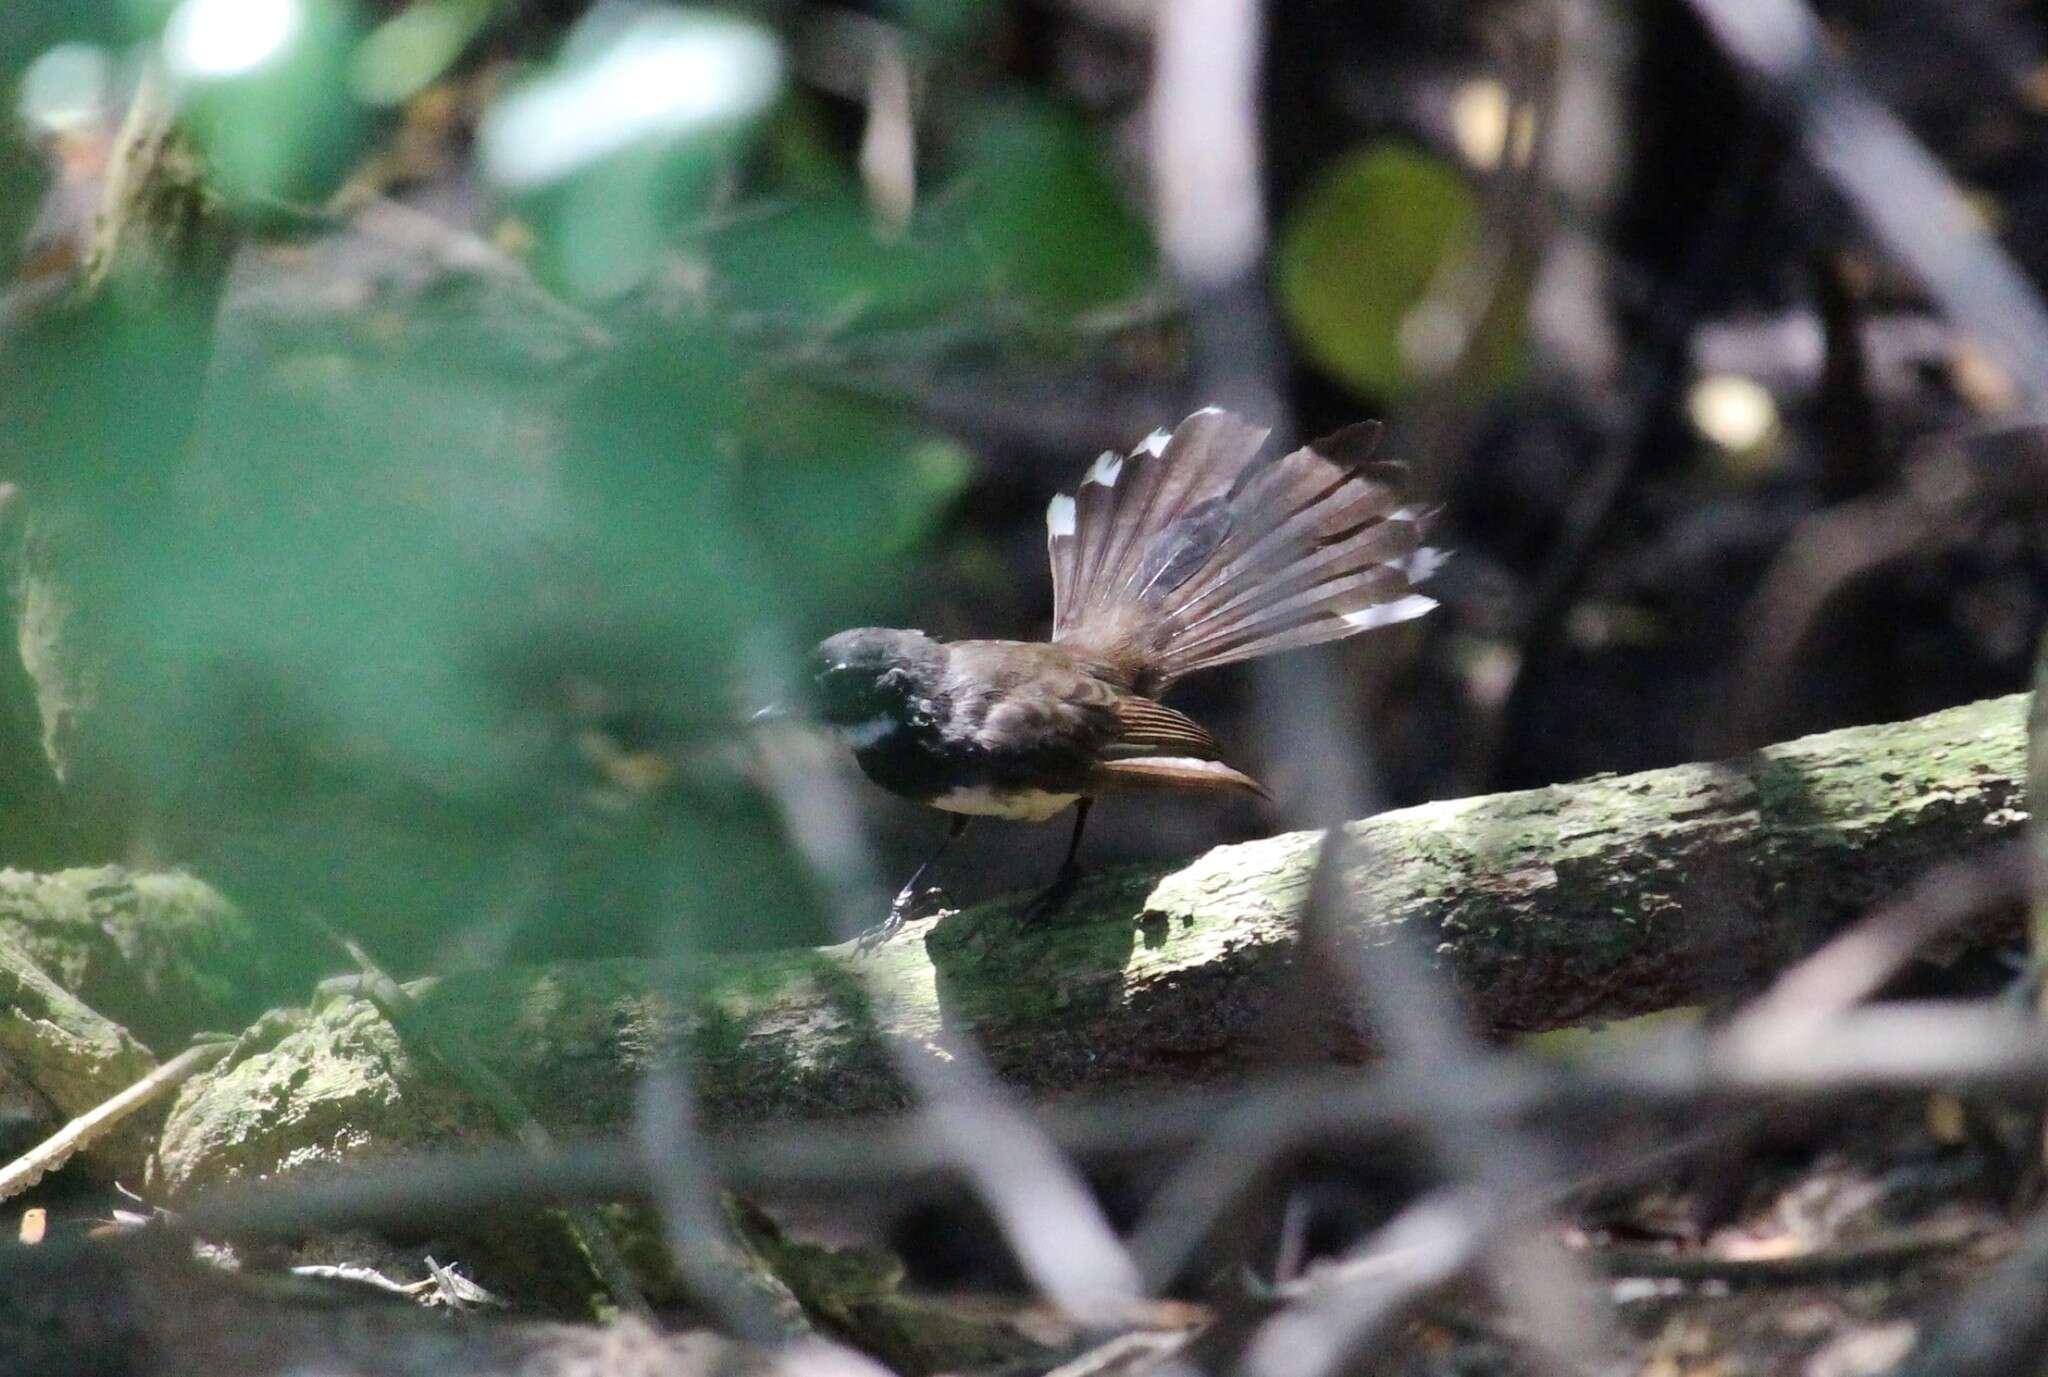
(840, 715, 898, 750)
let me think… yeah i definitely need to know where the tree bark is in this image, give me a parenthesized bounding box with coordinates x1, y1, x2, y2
(151, 693, 2030, 1194)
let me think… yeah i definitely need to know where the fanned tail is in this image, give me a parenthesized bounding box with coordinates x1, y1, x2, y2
(1046, 408, 1443, 693)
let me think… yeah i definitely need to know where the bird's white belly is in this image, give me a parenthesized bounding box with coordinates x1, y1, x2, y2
(931, 786, 1081, 822)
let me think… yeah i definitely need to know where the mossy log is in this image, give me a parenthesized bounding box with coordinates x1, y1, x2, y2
(152, 694, 2030, 1193)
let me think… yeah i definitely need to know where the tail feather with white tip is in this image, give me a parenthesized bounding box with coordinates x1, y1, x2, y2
(1044, 408, 1443, 693)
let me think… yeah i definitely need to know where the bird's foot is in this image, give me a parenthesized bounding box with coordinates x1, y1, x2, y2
(855, 880, 945, 951)
(1019, 867, 1082, 925)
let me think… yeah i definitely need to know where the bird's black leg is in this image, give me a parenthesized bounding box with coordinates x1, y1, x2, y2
(861, 815, 971, 949)
(1022, 798, 1092, 924)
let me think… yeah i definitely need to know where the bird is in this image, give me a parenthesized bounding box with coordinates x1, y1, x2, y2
(808, 406, 1444, 940)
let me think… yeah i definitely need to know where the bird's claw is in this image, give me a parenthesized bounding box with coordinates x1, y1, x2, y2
(855, 882, 943, 951)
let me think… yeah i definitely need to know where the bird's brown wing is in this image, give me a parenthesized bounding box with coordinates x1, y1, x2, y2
(946, 641, 1129, 795)
(1103, 696, 1222, 759)
(1093, 695, 1270, 799)
(943, 641, 1267, 799)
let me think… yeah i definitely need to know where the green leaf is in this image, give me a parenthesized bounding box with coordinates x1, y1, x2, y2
(703, 189, 986, 333)
(705, 96, 1151, 350)
(350, 0, 497, 107)
(740, 383, 972, 600)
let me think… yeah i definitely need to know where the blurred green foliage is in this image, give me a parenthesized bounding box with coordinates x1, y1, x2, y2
(163, 0, 373, 208)
(352, 0, 496, 106)
(0, 0, 1155, 991)
(706, 100, 1151, 338)
(1276, 142, 1525, 399)
(482, 5, 788, 301)
(1, 6, 124, 81)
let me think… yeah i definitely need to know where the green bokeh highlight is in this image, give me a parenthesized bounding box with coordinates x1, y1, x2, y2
(1276, 142, 1525, 399)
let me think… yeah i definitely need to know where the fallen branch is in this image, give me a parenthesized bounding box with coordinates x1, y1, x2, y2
(150, 694, 2030, 1196)
(0, 929, 157, 1180)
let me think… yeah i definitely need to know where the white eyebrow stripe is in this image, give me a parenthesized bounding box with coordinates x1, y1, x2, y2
(1084, 451, 1123, 487)
(1046, 494, 1076, 537)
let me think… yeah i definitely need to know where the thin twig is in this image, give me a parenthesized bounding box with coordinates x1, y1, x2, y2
(1281, 830, 1618, 1377)
(1487, 109, 1781, 786)
(1592, 1225, 1997, 1286)
(1727, 839, 2030, 1054)
(1240, 1190, 1487, 1377)
(1687, 0, 2048, 419)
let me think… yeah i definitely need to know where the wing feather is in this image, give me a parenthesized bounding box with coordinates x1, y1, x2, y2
(1105, 695, 1224, 760)
(1093, 756, 1270, 798)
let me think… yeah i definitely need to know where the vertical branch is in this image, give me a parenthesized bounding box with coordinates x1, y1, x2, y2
(1146, 5, 1622, 1368)
(2030, 634, 2048, 1007)
(1145, 2, 1613, 1369)
(1149, 0, 1285, 421)
(3, 59, 238, 858)
(635, 1038, 808, 1340)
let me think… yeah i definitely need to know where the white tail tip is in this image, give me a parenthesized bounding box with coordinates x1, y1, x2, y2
(1341, 594, 1437, 631)
(1084, 451, 1124, 487)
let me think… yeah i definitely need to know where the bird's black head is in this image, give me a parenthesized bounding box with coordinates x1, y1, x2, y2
(809, 627, 945, 729)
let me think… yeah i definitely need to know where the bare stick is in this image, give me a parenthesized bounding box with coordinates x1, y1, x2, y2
(1686, 0, 2048, 417)
(0, 1039, 229, 1203)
